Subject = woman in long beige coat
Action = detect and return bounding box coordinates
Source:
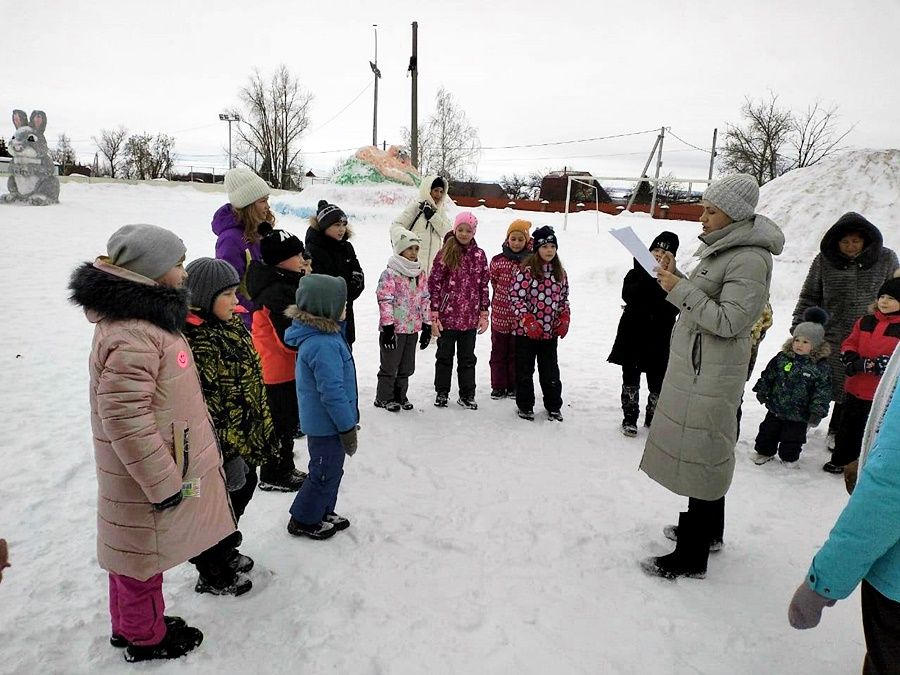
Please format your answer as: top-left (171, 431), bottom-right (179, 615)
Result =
top-left (390, 175), bottom-right (451, 276)
top-left (69, 224), bottom-right (236, 662)
top-left (639, 175), bottom-right (785, 580)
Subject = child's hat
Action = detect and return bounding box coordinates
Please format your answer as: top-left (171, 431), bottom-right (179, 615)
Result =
top-left (453, 211), bottom-right (478, 234)
top-left (392, 229), bottom-right (422, 256)
top-left (532, 225), bottom-right (558, 249)
top-left (294, 274), bottom-right (347, 322)
top-left (650, 231), bottom-right (679, 255)
top-left (702, 174), bottom-right (759, 222)
top-left (107, 224), bottom-right (186, 280)
top-left (316, 200), bottom-right (347, 231)
top-left (506, 219), bottom-right (532, 238)
top-left (225, 168), bottom-right (270, 209)
top-left (792, 306), bottom-right (829, 348)
top-left (184, 258), bottom-right (240, 315)
top-left (430, 177), bottom-right (446, 191)
top-left (259, 222), bottom-right (305, 265)
top-left (879, 278), bottom-right (900, 301)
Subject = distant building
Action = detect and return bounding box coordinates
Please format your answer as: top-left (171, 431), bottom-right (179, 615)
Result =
top-left (448, 181), bottom-right (508, 200)
top-left (539, 171), bottom-right (612, 203)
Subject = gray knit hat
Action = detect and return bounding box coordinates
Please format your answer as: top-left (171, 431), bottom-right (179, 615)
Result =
top-left (184, 258), bottom-right (240, 315)
top-left (792, 307), bottom-right (829, 348)
top-left (225, 168), bottom-right (270, 209)
top-left (702, 174), bottom-right (760, 222)
top-left (295, 274), bottom-right (347, 322)
top-left (107, 224), bottom-right (186, 280)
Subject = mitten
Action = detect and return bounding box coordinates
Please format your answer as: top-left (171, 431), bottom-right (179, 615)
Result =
top-left (841, 351), bottom-right (864, 377)
top-left (844, 460), bottom-right (859, 495)
top-left (380, 324), bottom-right (397, 351)
top-left (422, 203), bottom-right (436, 221)
top-left (419, 323), bottom-right (432, 349)
top-left (556, 308), bottom-right (571, 339)
top-left (477, 311), bottom-right (489, 335)
top-left (865, 354), bottom-right (891, 375)
top-left (340, 427), bottom-right (358, 457)
top-left (349, 270), bottom-right (365, 295)
top-left (522, 314), bottom-right (543, 339)
top-left (152, 491), bottom-right (183, 512)
top-left (756, 392), bottom-right (768, 405)
top-left (788, 582), bottom-right (836, 629)
top-left (223, 456), bottom-right (249, 492)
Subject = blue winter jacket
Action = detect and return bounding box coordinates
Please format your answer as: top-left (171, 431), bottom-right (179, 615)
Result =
top-left (806, 383), bottom-right (900, 602)
top-left (284, 315), bottom-right (359, 437)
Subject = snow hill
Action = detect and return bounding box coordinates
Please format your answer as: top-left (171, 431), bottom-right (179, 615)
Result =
top-left (1, 156), bottom-right (897, 673)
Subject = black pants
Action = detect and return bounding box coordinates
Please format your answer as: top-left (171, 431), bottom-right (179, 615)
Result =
top-left (434, 329), bottom-right (477, 398)
top-left (754, 412), bottom-right (808, 462)
top-left (262, 381), bottom-right (298, 478)
top-left (230, 465), bottom-right (258, 521)
top-left (621, 365), bottom-right (665, 394)
top-left (832, 394), bottom-right (873, 467)
top-left (687, 495), bottom-right (725, 544)
top-left (377, 332), bottom-right (418, 402)
top-left (515, 336), bottom-right (562, 413)
top-left (862, 581), bottom-right (900, 674)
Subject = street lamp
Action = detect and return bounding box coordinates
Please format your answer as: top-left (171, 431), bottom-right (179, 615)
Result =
top-left (218, 113), bottom-right (240, 169)
top-left (369, 25), bottom-right (381, 147)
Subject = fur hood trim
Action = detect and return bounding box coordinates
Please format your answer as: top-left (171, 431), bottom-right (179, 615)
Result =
top-left (285, 305), bottom-right (341, 333)
top-left (781, 337), bottom-right (831, 362)
top-left (68, 259), bottom-right (188, 333)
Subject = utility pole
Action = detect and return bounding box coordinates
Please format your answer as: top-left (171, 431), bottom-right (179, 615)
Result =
top-left (708, 127), bottom-right (718, 180)
top-left (409, 21), bottom-right (419, 168)
top-left (625, 130), bottom-right (663, 213)
top-left (218, 113), bottom-right (240, 169)
top-left (649, 126), bottom-right (666, 217)
top-left (370, 25), bottom-right (381, 147)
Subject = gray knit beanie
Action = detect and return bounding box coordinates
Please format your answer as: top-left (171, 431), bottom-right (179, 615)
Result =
top-left (107, 224), bottom-right (186, 280)
top-left (295, 274), bottom-right (347, 322)
top-left (225, 168), bottom-right (270, 209)
top-left (792, 307), bottom-right (829, 348)
top-left (184, 258), bottom-right (240, 315)
top-left (702, 174), bottom-right (760, 222)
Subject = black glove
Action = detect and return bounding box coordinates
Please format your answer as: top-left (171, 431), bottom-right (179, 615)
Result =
top-left (419, 324), bottom-right (432, 349)
top-left (865, 354), bottom-right (891, 375)
top-left (422, 203), bottom-right (436, 221)
top-left (842, 352), bottom-right (864, 377)
top-left (340, 427), bottom-right (358, 457)
top-left (152, 491), bottom-right (183, 511)
top-left (380, 324), bottom-right (396, 350)
top-left (349, 270), bottom-right (364, 296)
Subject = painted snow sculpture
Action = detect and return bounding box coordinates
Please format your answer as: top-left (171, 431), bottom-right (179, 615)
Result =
top-left (333, 145), bottom-right (421, 186)
top-left (1, 109), bottom-right (60, 205)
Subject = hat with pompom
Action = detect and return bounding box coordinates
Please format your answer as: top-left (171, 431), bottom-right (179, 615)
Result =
top-left (792, 306), bottom-right (829, 348)
top-left (259, 222), bottom-right (305, 265)
top-left (316, 200), bottom-right (347, 231)
top-left (532, 225), bottom-right (558, 250)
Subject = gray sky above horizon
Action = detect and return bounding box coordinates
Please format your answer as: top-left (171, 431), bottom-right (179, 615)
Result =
top-left (7, 0), bottom-right (899, 183)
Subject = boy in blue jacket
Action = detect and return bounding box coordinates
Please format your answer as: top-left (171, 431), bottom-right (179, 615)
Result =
top-left (788, 346), bottom-right (900, 672)
top-left (283, 274), bottom-right (359, 540)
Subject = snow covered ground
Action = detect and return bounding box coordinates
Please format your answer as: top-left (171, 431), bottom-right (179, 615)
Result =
top-left (2, 152), bottom-right (897, 673)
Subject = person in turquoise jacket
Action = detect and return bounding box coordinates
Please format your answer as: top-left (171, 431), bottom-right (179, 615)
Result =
top-left (283, 274), bottom-right (359, 541)
top-left (788, 344), bottom-right (900, 673)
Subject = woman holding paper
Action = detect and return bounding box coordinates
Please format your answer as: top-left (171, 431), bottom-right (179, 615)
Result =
top-left (638, 174), bottom-right (785, 580)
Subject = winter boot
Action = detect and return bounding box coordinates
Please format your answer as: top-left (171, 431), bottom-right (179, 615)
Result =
top-left (490, 389), bottom-right (507, 400)
top-left (621, 385), bottom-right (640, 437)
top-left (517, 408), bottom-right (535, 421)
top-left (434, 392), bottom-right (449, 408)
top-left (123, 623), bottom-right (204, 663)
top-left (457, 396), bottom-right (478, 410)
top-left (396, 396), bottom-right (414, 411)
top-left (324, 512), bottom-right (351, 531)
top-left (548, 411), bottom-right (564, 422)
top-left (194, 568), bottom-right (252, 597)
top-left (644, 392), bottom-right (659, 427)
top-left (374, 399), bottom-right (402, 412)
top-left (642, 512), bottom-right (709, 579)
top-left (226, 549), bottom-right (255, 574)
top-left (663, 522), bottom-right (723, 552)
top-left (287, 517), bottom-right (337, 540)
top-left (259, 460), bottom-right (305, 492)
top-left (111, 616), bottom-right (186, 649)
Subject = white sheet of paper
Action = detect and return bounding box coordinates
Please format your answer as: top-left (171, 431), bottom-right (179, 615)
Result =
top-left (609, 226), bottom-right (661, 277)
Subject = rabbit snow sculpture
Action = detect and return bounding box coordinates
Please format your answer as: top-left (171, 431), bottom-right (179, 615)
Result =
top-left (1, 109), bottom-right (60, 205)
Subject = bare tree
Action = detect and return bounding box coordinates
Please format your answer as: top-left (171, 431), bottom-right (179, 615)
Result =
top-left (400, 123), bottom-right (429, 174)
top-left (230, 65), bottom-right (313, 190)
top-left (123, 133), bottom-right (176, 179)
top-left (0, 138), bottom-right (9, 158)
top-left (789, 101), bottom-right (855, 170)
top-left (499, 173), bottom-right (530, 200)
top-left (93, 126), bottom-right (128, 178)
top-left (52, 133), bottom-right (78, 171)
top-left (417, 87), bottom-right (481, 181)
top-left (720, 93), bottom-right (793, 184)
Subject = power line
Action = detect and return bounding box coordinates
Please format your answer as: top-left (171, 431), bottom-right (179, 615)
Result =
top-left (305, 81), bottom-right (374, 138)
top-left (667, 129), bottom-right (712, 154)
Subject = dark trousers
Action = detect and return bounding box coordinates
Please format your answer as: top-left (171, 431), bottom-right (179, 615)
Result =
top-left (377, 332), bottom-right (418, 402)
top-left (289, 435), bottom-right (346, 525)
top-left (621, 365), bottom-right (665, 394)
top-left (862, 581), bottom-right (900, 674)
top-left (687, 495), bottom-right (725, 544)
top-left (832, 394), bottom-right (873, 466)
top-left (489, 330), bottom-right (517, 391)
top-left (434, 329), bottom-right (477, 397)
top-left (262, 381), bottom-right (299, 478)
top-left (230, 464), bottom-right (258, 521)
top-left (754, 412), bottom-right (808, 462)
top-left (515, 336), bottom-right (562, 413)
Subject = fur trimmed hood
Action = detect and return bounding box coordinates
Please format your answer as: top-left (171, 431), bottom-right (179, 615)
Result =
top-left (68, 259), bottom-right (188, 333)
top-left (781, 337), bottom-right (831, 362)
top-left (285, 305), bottom-right (342, 333)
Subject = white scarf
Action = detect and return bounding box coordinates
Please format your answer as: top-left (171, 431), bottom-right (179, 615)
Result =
top-left (860, 343), bottom-right (900, 467)
top-left (387, 254), bottom-right (422, 278)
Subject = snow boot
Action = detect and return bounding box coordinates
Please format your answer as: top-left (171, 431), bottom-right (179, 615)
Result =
top-left (621, 385), bottom-right (640, 437)
top-left (123, 623), bottom-right (204, 663)
top-left (434, 392), bottom-right (449, 408)
top-left (457, 396), bottom-right (478, 410)
top-left (644, 392), bottom-right (659, 427)
top-left (752, 452), bottom-right (775, 465)
top-left (194, 568), bottom-right (252, 597)
top-left (324, 512), bottom-right (350, 531)
top-left (396, 396), bottom-right (414, 411)
top-left (374, 399), bottom-right (402, 412)
top-left (111, 616), bottom-right (186, 649)
top-left (259, 460), bottom-right (305, 492)
top-left (663, 521), bottom-right (723, 552)
top-left (287, 517), bottom-right (337, 540)
top-left (822, 461), bottom-right (844, 474)
top-left (548, 411), bottom-right (564, 422)
top-left (490, 389), bottom-right (506, 400)
top-left (226, 549), bottom-right (254, 574)
top-left (517, 408), bottom-right (535, 421)
top-left (642, 513), bottom-right (709, 579)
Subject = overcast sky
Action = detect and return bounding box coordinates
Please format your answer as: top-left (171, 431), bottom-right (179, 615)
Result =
top-left (7, 0), bottom-right (899, 182)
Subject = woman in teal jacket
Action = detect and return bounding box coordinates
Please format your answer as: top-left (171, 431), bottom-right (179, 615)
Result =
top-left (789, 345), bottom-right (900, 673)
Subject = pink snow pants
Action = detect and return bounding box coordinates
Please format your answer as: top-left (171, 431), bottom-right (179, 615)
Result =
top-left (108, 572), bottom-right (166, 646)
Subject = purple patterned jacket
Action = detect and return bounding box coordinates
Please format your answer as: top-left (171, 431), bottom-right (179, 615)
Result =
top-left (428, 240), bottom-right (490, 331)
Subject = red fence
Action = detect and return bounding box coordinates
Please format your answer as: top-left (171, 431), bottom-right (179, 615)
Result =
top-left (451, 196), bottom-right (703, 221)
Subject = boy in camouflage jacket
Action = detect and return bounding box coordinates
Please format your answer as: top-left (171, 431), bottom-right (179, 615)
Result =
top-left (752, 308), bottom-right (832, 465)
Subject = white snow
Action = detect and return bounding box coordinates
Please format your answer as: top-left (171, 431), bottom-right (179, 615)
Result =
top-left (2, 155), bottom-right (896, 673)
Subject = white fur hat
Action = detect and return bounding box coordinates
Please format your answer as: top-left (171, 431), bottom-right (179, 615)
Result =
top-left (224, 168), bottom-right (270, 209)
top-left (393, 229), bottom-right (422, 256)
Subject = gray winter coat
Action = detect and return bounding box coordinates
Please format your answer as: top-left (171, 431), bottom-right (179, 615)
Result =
top-left (791, 213), bottom-right (898, 402)
top-left (640, 215), bottom-right (785, 501)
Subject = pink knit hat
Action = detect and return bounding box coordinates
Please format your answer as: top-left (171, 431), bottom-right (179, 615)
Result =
top-left (453, 211), bottom-right (478, 235)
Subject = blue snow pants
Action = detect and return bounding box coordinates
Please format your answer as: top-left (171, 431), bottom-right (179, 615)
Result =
top-left (289, 434), bottom-right (345, 525)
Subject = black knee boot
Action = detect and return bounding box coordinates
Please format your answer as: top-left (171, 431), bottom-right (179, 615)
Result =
top-left (640, 512), bottom-right (709, 580)
top-left (621, 385), bottom-right (640, 436)
top-left (645, 392), bottom-right (659, 427)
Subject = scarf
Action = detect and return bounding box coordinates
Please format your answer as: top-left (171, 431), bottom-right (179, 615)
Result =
top-left (501, 243), bottom-right (529, 262)
top-left (387, 254), bottom-right (422, 278)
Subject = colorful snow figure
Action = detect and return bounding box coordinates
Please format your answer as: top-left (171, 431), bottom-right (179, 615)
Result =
top-left (333, 145), bottom-right (421, 186)
top-left (1, 109), bottom-right (60, 205)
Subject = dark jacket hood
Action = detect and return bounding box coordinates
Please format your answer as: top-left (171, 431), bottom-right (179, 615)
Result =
top-left (820, 212), bottom-right (884, 269)
top-left (68, 260), bottom-right (188, 333)
top-left (245, 259), bottom-right (302, 299)
top-left (212, 203), bottom-right (241, 236)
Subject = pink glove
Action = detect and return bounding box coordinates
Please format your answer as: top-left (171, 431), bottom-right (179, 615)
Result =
top-left (477, 311), bottom-right (489, 335)
top-left (523, 314), bottom-right (543, 340)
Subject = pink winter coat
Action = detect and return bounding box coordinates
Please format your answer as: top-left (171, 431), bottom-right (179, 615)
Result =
top-left (509, 262), bottom-right (570, 339)
top-left (70, 259), bottom-right (236, 581)
top-left (428, 240), bottom-right (490, 331)
top-left (376, 260), bottom-right (431, 334)
top-left (489, 252), bottom-right (524, 333)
